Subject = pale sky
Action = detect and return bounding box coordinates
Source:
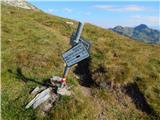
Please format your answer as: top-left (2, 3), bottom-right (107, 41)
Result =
top-left (28, 1), bottom-right (160, 30)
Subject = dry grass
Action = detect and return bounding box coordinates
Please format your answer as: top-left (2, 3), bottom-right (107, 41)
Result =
top-left (1, 4), bottom-right (160, 120)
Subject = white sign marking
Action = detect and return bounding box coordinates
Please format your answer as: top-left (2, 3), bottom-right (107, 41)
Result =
top-left (62, 43), bottom-right (89, 67)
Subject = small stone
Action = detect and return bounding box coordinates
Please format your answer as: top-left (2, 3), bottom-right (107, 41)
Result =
top-left (99, 82), bottom-right (111, 89)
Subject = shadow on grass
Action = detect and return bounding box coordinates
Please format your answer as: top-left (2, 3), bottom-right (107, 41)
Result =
top-left (73, 58), bottom-right (98, 87)
top-left (123, 82), bottom-right (159, 118)
top-left (8, 67), bottom-right (53, 88)
top-left (6, 67), bottom-right (56, 117)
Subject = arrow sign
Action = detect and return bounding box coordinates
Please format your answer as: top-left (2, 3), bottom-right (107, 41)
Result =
top-left (62, 43), bottom-right (89, 67)
top-left (70, 33), bottom-right (91, 50)
top-left (79, 38), bottom-right (91, 50)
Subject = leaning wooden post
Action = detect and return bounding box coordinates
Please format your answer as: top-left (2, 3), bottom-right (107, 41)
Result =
top-left (74, 22), bottom-right (84, 45)
top-left (61, 22), bottom-right (84, 87)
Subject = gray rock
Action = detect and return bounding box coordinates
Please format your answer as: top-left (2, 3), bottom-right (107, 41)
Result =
top-left (99, 82), bottom-right (111, 89)
top-left (2, 0), bottom-right (37, 10)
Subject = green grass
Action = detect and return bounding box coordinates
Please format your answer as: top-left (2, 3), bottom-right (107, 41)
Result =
top-left (2, 4), bottom-right (160, 120)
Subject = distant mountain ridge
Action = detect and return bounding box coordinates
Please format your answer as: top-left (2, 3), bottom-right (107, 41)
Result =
top-left (111, 24), bottom-right (160, 44)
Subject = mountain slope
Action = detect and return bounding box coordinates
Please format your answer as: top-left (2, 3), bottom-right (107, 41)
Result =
top-left (111, 24), bottom-right (160, 44)
top-left (2, 4), bottom-right (160, 120)
top-left (1, 0), bottom-right (37, 9)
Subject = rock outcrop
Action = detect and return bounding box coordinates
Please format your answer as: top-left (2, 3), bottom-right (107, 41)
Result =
top-left (1, 0), bottom-right (37, 9)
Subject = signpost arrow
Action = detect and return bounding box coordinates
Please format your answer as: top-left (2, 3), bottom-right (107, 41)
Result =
top-left (70, 32), bottom-right (91, 51)
top-left (79, 38), bottom-right (91, 51)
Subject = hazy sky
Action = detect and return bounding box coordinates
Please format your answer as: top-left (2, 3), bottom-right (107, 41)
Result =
top-left (28, 1), bottom-right (160, 30)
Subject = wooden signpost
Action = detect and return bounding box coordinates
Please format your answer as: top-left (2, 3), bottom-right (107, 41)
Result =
top-left (62, 22), bottom-right (91, 82)
top-left (25, 22), bottom-right (91, 110)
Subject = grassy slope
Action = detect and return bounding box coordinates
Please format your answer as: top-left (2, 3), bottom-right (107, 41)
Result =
top-left (2, 5), bottom-right (160, 120)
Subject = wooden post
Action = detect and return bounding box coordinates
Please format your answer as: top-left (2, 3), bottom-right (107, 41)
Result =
top-left (60, 65), bottom-right (70, 88)
top-left (61, 22), bottom-right (84, 87)
top-left (74, 22), bottom-right (84, 45)
top-left (62, 22), bottom-right (84, 78)
top-left (63, 65), bottom-right (70, 78)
